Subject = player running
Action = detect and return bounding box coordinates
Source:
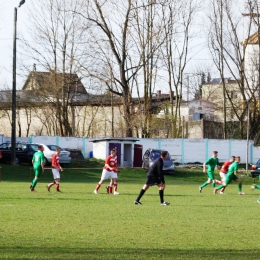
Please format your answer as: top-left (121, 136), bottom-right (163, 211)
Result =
top-left (250, 179), bottom-right (260, 203)
top-left (218, 156), bottom-right (235, 194)
top-left (94, 149), bottom-right (119, 195)
top-left (214, 156), bottom-right (245, 195)
top-left (199, 151), bottom-right (220, 193)
top-left (46, 147), bottom-right (63, 193)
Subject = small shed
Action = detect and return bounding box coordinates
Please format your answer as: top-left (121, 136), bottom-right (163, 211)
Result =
top-left (90, 138), bottom-right (141, 167)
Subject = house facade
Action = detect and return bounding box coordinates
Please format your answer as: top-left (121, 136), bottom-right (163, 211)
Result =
top-left (201, 78), bottom-right (243, 122)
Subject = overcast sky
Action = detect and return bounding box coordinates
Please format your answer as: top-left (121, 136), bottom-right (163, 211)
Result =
top-left (0, 0), bottom-right (31, 89)
top-left (0, 0), bottom-right (247, 96)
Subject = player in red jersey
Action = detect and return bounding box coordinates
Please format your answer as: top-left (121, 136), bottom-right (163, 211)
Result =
top-left (46, 147), bottom-right (63, 192)
top-left (218, 156), bottom-right (235, 194)
top-left (94, 149), bottom-right (119, 195)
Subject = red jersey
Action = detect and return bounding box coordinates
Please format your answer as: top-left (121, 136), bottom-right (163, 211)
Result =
top-left (52, 154), bottom-right (61, 169)
top-left (220, 161), bottom-right (231, 173)
top-left (104, 155), bottom-right (117, 171)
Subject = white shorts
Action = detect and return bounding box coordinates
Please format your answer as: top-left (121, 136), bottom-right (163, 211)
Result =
top-left (52, 168), bottom-right (60, 179)
top-left (219, 171), bottom-right (226, 182)
top-left (100, 169), bottom-right (117, 181)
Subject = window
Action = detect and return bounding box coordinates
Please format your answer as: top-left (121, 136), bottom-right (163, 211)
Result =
top-left (194, 113), bottom-right (204, 120)
top-left (231, 91), bottom-right (238, 99)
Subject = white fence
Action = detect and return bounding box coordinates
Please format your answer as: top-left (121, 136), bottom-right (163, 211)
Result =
top-left (0, 135), bottom-right (258, 164)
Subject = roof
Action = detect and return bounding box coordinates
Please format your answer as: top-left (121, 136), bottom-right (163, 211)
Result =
top-left (90, 137), bottom-right (139, 143)
top-left (242, 32), bottom-right (259, 45)
top-left (22, 71), bottom-right (87, 94)
top-left (210, 78), bottom-right (237, 84)
top-left (0, 90), bottom-right (40, 106)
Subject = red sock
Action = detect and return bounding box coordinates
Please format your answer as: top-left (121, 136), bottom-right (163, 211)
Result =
top-left (109, 186), bottom-right (112, 193)
top-left (96, 183), bottom-right (101, 191)
top-left (48, 181), bottom-right (55, 188)
top-left (113, 182), bottom-right (118, 192)
top-left (56, 182), bottom-right (60, 191)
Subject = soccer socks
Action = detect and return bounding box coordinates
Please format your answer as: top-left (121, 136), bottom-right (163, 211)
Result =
top-left (56, 181), bottom-right (60, 191)
top-left (200, 182), bottom-right (209, 188)
top-left (215, 180), bottom-right (222, 184)
top-left (48, 181), bottom-right (55, 189)
top-left (95, 183), bottom-right (101, 191)
top-left (212, 182), bottom-right (216, 188)
top-left (255, 185), bottom-right (260, 190)
top-left (113, 182), bottom-right (118, 192)
top-left (136, 189), bottom-right (146, 202)
top-left (220, 186), bottom-right (226, 192)
top-left (159, 189), bottom-right (164, 203)
top-left (31, 179), bottom-right (38, 189)
top-left (216, 184), bottom-right (224, 191)
top-left (238, 182), bottom-right (242, 193)
top-left (108, 185), bottom-right (112, 193)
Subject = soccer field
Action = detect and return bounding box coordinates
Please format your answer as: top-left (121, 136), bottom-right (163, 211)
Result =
top-left (0, 163), bottom-right (260, 259)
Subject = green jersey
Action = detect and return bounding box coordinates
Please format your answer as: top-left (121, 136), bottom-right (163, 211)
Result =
top-left (205, 157), bottom-right (219, 173)
top-left (227, 161), bottom-right (238, 176)
top-left (32, 151), bottom-right (44, 168)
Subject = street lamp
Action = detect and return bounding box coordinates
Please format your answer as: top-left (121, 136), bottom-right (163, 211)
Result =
top-left (11, 0), bottom-right (26, 165)
top-left (246, 100), bottom-right (250, 172)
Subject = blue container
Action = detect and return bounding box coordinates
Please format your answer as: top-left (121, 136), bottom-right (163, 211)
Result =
top-left (89, 151), bottom-right (93, 158)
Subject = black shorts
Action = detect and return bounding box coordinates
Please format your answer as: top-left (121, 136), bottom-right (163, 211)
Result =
top-left (146, 175), bottom-right (165, 186)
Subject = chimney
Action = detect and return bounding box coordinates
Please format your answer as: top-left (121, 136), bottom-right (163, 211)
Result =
top-left (157, 90), bottom-right (161, 96)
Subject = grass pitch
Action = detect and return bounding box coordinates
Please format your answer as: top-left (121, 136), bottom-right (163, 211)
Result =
top-left (0, 162), bottom-right (260, 259)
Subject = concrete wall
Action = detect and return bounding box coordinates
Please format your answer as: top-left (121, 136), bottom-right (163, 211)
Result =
top-left (0, 135), bottom-right (257, 164)
top-left (93, 141), bottom-right (107, 160)
top-left (134, 138), bottom-right (256, 164)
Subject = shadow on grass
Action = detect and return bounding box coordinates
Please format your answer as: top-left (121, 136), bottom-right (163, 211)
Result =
top-left (0, 247), bottom-right (259, 259)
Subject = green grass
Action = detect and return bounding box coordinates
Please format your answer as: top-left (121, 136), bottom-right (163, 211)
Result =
top-left (0, 161), bottom-right (260, 259)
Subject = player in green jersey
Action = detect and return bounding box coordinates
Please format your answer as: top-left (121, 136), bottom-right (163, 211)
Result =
top-left (213, 156), bottom-right (245, 195)
top-left (30, 145), bottom-right (45, 192)
top-left (251, 183), bottom-right (260, 203)
top-left (251, 184), bottom-right (260, 203)
top-left (199, 151), bottom-right (221, 193)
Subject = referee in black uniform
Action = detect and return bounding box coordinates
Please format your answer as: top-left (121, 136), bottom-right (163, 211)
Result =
top-left (134, 150), bottom-right (170, 206)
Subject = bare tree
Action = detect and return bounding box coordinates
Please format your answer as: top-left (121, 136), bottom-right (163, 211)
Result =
top-left (78, 0), bottom-right (165, 137)
top-left (131, 0), bottom-right (165, 137)
top-left (207, 0), bottom-right (260, 139)
top-left (160, 0), bottom-right (199, 137)
top-left (21, 0), bottom-right (87, 136)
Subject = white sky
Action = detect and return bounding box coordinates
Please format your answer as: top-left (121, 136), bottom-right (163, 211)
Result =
top-left (0, 0), bottom-right (32, 89)
top-left (0, 0), bottom-right (248, 98)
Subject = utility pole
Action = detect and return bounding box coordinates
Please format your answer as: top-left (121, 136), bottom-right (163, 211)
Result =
top-left (11, 1), bottom-right (26, 165)
top-left (246, 100), bottom-right (250, 172)
top-left (11, 7), bottom-right (18, 165)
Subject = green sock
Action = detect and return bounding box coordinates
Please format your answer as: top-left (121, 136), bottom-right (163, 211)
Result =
top-left (216, 185), bottom-right (224, 191)
top-left (200, 182), bottom-right (208, 188)
top-left (32, 179), bottom-right (38, 189)
top-left (255, 185), bottom-right (260, 190)
top-left (238, 183), bottom-right (242, 193)
top-left (212, 182), bottom-right (216, 188)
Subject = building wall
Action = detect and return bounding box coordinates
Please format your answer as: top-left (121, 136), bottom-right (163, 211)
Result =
top-left (201, 83), bottom-right (242, 121)
top-left (0, 105), bottom-right (124, 138)
top-left (245, 44), bottom-right (260, 92)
